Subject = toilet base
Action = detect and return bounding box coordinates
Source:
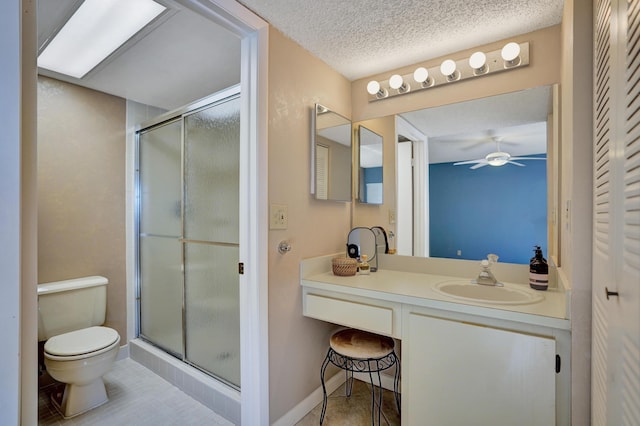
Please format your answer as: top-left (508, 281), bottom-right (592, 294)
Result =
top-left (51, 378), bottom-right (109, 419)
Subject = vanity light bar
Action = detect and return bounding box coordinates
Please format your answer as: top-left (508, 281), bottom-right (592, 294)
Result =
top-left (366, 42), bottom-right (530, 102)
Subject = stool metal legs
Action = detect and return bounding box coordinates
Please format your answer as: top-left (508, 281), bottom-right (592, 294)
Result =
top-left (320, 353), bottom-right (331, 425)
top-left (319, 348), bottom-right (400, 425)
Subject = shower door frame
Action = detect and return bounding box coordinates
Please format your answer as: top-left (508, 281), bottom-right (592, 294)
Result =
top-left (135, 86), bottom-right (241, 387)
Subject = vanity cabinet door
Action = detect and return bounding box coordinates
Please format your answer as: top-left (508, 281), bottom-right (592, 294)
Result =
top-left (405, 312), bottom-right (556, 426)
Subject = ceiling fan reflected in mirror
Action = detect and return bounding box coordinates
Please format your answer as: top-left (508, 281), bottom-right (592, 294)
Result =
top-left (453, 137), bottom-right (546, 169)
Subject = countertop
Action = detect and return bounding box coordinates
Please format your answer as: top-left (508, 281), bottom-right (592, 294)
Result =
top-left (301, 254), bottom-right (570, 331)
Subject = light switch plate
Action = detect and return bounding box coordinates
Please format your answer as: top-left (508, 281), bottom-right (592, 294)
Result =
top-left (388, 209), bottom-right (397, 224)
top-left (270, 203), bottom-right (288, 230)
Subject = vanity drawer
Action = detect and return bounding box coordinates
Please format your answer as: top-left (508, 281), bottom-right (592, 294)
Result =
top-left (303, 291), bottom-right (400, 337)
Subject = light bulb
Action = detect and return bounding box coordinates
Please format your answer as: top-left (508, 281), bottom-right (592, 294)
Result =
top-left (469, 52), bottom-right (487, 71)
top-left (440, 59), bottom-right (458, 80)
top-left (413, 67), bottom-right (429, 83)
top-left (367, 80), bottom-right (381, 95)
top-left (389, 74), bottom-right (404, 90)
top-left (501, 42), bottom-right (521, 62)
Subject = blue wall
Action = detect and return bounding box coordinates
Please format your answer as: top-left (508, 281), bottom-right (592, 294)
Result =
top-left (363, 167), bottom-right (382, 185)
top-left (429, 156), bottom-right (547, 264)
top-left (362, 167), bottom-right (382, 203)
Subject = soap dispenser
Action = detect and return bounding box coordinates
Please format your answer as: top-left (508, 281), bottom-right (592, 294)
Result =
top-left (529, 246), bottom-right (549, 291)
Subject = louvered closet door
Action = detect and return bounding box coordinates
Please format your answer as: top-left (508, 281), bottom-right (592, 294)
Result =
top-left (619, 0), bottom-right (640, 422)
top-left (592, 0), bottom-right (640, 424)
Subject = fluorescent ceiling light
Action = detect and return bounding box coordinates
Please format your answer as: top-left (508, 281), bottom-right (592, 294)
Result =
top-left (38, 0), bottom-right (166, 79)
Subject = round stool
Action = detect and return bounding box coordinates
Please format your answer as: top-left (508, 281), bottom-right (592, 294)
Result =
top-left (320, 328), bottom-right (400, 425)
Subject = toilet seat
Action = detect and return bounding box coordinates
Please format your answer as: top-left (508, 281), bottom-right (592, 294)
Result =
top-left (45, 326), bottom-right (120, 361)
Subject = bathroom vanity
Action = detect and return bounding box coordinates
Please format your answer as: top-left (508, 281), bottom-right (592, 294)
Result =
top-left (300, 254), bottom-right (570, 425)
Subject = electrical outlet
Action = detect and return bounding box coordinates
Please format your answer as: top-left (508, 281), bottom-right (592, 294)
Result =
top-left (270, 204), bottom-right (288, 230)
top-left (457, 250), bottom-right (462, 256)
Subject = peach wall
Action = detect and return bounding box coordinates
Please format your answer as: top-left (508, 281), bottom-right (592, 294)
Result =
top-left (37, 76), bottom-right (127, 341)
top-left (267, 27), bottom-right (352, 422)
top-left (351, 25), bottom-right (562, 122)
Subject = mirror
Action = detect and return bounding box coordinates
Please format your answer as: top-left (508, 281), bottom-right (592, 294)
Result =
top-left (359, 85), bottom-right (557, 265)
top-left (358, 125), bottom-right (384, 204)
top-left (311, 104), bottom-right (352, 201)
top-left (347, 227), bottom-right (378, 271)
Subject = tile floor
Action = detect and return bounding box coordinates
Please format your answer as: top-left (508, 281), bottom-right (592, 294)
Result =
top-left (38, 358), bottom-right (233, 426)
top-left (39, 358), bottom-right (399, 425)
top-left (296, 379), bottom-right (401, 426)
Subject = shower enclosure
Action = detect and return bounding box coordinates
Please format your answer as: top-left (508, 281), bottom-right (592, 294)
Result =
top-left (136, 87), bottom-right (240, 388)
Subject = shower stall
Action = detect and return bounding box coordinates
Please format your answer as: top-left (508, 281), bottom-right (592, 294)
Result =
top-left (136, 87), bottom-right (241, 389)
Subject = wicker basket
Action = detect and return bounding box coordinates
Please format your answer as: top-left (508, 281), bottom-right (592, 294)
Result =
top-left (332, 257), bottom-right (357, 276)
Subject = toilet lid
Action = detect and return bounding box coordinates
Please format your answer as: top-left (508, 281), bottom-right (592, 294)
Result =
top-left (44, 326), bottom-right (119, 357)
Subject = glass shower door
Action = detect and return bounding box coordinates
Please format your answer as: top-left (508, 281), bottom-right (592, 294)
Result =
top-left (138, 119), bottom-right (184, 357)
top-left (183, 96), bottom-right (241, 387)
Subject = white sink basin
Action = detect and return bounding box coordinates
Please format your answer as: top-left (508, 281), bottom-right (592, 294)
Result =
top-left (434, 280), bottom-right (545, 305)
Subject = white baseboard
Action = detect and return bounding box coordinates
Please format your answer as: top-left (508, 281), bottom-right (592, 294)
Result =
top-left (272, 371), bottom-right (345, 426)
top-left (116, 342), bottom-right (129, 361)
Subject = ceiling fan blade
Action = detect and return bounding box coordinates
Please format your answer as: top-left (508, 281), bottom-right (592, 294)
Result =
top-left (453, 159), bottom-right (482, 165)
top-left (508, 161), bottom-right (526, 167)
top-left (470, 162), bottom-right (489, 169)
top-left (510, 156), bottom-right (547, 161)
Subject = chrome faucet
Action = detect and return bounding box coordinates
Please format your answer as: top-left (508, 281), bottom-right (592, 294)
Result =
top-left (473, 254), bottom-right (502, 286)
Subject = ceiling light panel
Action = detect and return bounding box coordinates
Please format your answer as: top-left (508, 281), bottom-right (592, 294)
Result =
top-left (38, 0), bottom-right (166, 79)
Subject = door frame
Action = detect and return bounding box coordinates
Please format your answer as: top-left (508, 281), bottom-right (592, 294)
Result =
top-left (396, 116), bottom-right (429, 257)
top-left (9, 0), bottom-right (270, 423)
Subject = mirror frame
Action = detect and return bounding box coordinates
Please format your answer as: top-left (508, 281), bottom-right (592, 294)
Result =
top-left (311, 104), bottom-right (352, 202)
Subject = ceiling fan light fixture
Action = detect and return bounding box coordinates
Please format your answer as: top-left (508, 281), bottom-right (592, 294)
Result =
top-left (486, 151), bottom-right (511, 166)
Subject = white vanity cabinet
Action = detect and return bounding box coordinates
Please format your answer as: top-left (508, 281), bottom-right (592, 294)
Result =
top-left (300, 256), bottom-right (571, 425)
top-left (404, 308), bottom-right (557, 426)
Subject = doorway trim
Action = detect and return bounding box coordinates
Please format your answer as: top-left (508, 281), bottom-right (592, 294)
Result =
top-left (396, 116), bottom-right (429, 257)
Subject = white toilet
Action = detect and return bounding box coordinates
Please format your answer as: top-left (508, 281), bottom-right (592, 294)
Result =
top-left (38, 276), bottom-right (121, 419)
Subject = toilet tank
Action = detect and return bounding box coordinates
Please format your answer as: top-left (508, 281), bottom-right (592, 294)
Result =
top-left (37, 276), bottom-right (109, 341)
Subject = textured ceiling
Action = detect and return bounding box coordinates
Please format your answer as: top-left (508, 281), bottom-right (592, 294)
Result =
top-left (238, 0), bottom-right (564, 80)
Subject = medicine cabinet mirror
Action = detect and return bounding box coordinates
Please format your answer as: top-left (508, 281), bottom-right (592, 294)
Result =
top-left (311, 104), bottom-right (352, 201)
top-left (358, 125), bottom-right (384, 204)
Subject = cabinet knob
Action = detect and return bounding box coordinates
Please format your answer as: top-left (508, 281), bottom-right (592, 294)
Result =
top-left (605, 287), bottom-right (619, 300)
